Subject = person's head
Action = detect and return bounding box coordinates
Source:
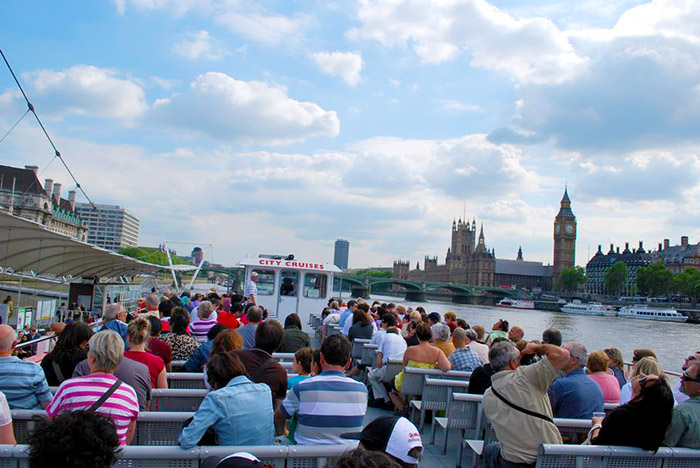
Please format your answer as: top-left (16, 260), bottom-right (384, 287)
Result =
top-left (352, 309), bottom-right (367, 326)
top-left (311, 348), bottom-right (322, 376)
top-left (396, 305), bottom-right (406, 317)
top-left (331, 446), bottom-right (403, 468)
top-left (427, 312), bottom-right (441, 326)
top-left (126, 317), bottom-right (151, 347)
top-left (51, 322), bottom-right (92, 358)
top-left (444, 312), bottom-right (457, 323)
top-left (340, 415), bottom-right (423, 468)
top-left (247, 306), bottom-right (263, 324)
top-left (231, 302), bottom-right (245, 318)
top-left (452, 327), bottom-right (467, 348)
top-left (207, 352), bottom-right (249, 390)
top-left (158, 299), bottom-right (174, 318)
top-left (88, 331), bottom-right (124, 374)
top-left (103, 303), bottom-right (126, 322)
top-left (464, 328), bottom-right (477, 344)
top-left (28, 411), bottom-right (119, 468)
top-left (681, 351), bottom-right (700, 371)
top-left (409, 311), bottom-right (421, 323)
top-left (211, 329), bottom-right (244, 357)
top-left (507, 326), bottom-right (524, 342)
top-left (431, 323), bottom-right (451, 342)
top-left (284, 313), bottom-right (302, 330)
top-left (681, 361), bottom-right (700, 398)
top-left (146, 315), bottom-right (162, 337)
top-left (492, 319), bottom-right (509, 332)
top-left (632, 356), bottom-right (664, 379)
top-left (254, 320), bottom-right (284, 354)
top-left (170, 307), bottom-right (191, 335)
top-left (415, 322), bottom-right (432, 342)
top-left (320, 335), bottom-right (352, 370)
top-left (330, 301), bottom-right (340, 310)
top-left (383, 313), bottom-right (398, 329)
top-left (347, 300), bottom-right (358, 312)
top-left (198, 301), bottom-right (214, 320)
top-left (586, 350), bottom-right (610, 373)
top-left (293, 347), bottom-right (313, 375)
top-left (472, 325), bottom-right (485, 341)
top-left (541, 328), bottom-right (562, 346)
top-left (207, 324), bottom-right (228, 342)
top-left (251, 271), bottom-right (259, 283)
top-left (603, 347), bottom-right (624, 370)
top-left (632, 349), bottom-right (657, 365)
top-left (489, 341), bottom-right (521, 372)
top-left (456, 318), bottom-right (469, 330)
top-left (146, 294), bottom-right (159, 310)
top-left (563, 343), bottom-right (588, 373)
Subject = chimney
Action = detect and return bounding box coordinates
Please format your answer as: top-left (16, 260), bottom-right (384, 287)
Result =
top-left (608, 244), bottom-right (614, 254)
top-left (638, 241), bottom-right (644, 252)
top-left (664, 239), bottom-right (670, 250)
top-left (681, 236), bottom-right (689, 248)
top-left (24, 165), bottom-right (38, 176)
top-left (44, 179), bottom-right (53, 195)
top-left (616, 247), bottom-right (620, 254)
top-left (658, 243), bottom-right (663, 252)
top-left (68, 190), bottom-right (76, 210)
top-left (52, 183), bottom-right (62, 201)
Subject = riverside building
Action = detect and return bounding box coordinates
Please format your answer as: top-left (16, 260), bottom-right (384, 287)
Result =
top-left (75, 203), bottom-right (140, 251)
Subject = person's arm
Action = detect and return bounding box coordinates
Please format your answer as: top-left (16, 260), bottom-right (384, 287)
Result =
top-left (274, 385), bottom-right (299, 435)
top-left (34, 368), bottom-right (53, 409)
top-left (436, 349), bottom-right (451, 372)
top-left (125, 419), bottom-right (137, 445)
top-left (522, 342), bottom-right (570, 371)
top-left (184, 347), bottom-right (205, 372)
top-left (178, 395), bottom-right (219, 449)
top-left (156, 367), bottom-right (168, 389)
top-left (375, 351), bottom-right (383, 369)
top-left (0, 421), bottom-right (15, 445)
top-left (663, 409), bottom-right (685, 447)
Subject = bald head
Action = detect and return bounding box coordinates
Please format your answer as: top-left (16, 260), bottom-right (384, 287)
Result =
top-left (0, 325), bottom-right (17, 353)
top-left (452, 327), bottom-right (467, 347)
top-left (508, 326), bottom-right (524, 342)
top-left (564, 343), bottom-right (588, 372)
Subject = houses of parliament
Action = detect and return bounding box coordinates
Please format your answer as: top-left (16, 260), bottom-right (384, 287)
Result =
top-left (393, 189), bottom-right (576, 290)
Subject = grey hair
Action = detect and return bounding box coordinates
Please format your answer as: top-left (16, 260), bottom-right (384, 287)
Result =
top-left (568, 343), bottom-right (588, 367)
top-left (432, 323), bottom-right (451, 341)
top-left (489, 341), bottom-right (520, 372)
top-left (465, 329), bottom-right (478, 342)
top-left (89, 331), bottom-right (124, 373)
top-left (198, 301), bottom-right (214, 318)
top-left (104, 303), bottom-right (123, 321)
top-left (146, 294), bottom-right (159, 308)
top-left (452, 327), bottom-right (467, 342)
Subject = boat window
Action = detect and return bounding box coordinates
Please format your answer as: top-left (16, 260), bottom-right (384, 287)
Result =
top-left (304, 273), bottom-right (327, 298)
top-left (280, 270), bottom-right (298, 297)
top-left (252, 269), bottom-right (276, 296)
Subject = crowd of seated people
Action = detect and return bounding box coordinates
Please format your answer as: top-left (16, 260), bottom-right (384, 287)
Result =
top-left (0, 291), bottom-right (697, 468)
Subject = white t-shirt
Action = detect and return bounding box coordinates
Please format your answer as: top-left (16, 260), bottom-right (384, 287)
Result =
top-left (470, 341), bottom-right (490, 364)
top-left (370, 329), bottom-right (387, 346)
top-left (342, 316), bottom-right (353, 336)
top-left (0, 391), bottom-right (10, 427)
top-left (378, 332), bottom-right (407, 363)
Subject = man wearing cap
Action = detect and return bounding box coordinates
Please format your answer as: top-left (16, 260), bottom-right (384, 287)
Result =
top-left (547, 343), bottom-right (604, 419)
top-left (427, 312), bottom-right (441, 327)
top-left (486, 319), bottom-right (509, 346)
top-left (244, 272), bottom-right (258, 306)
top-left (275, 335), bottom-right (367, 445)
top-left (342, 415), bottom-right (423, 468)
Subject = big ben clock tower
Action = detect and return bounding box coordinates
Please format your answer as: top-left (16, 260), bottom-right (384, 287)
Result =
top-left (553, 187), bottom-right (576, 280)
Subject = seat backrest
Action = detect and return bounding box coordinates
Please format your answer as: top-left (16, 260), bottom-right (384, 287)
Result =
top-left (151, 389), bottom-right (208, 412)
top-left (167, 372), bottom-right (206, 389)
top-left (0, 445), bottom-right (15, 468)
top-left (360, 345), bottom-right (378, 366)
top-left (135, 412), bottom-right (194, 446)
top-left (201, 445), bottom-right (288, 468)
top-left (287, 443), bottom-right (357, 468)
top-left (9, 411), bottom-right (46, 445)
top-left (113, 446), bottom-right (201, 468)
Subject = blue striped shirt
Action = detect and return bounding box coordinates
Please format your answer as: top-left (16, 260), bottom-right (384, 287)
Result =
top-left (0, 356), bottom-right (52, 409)
top-left (280, 370), bottom-right (367, 445)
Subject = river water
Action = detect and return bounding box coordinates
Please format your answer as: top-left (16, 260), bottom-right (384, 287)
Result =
top-left (368, 295), bottom-right (698, 375)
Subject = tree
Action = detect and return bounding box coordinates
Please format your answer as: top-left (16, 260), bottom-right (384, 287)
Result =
top-left (672, 267), bottom-right (700, 303)
top-left (604, 261), bottom-right (628, 296)
top-left (557, 266), bottom-right (586, 292)
top-left (636, 262), bottom-right (673, 297)
top-left (118, 247), bottom-right (187, 266)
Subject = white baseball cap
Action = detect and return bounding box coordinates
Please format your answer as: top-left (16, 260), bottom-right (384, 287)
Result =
top-left (341, 415), bottom-right (423, 465)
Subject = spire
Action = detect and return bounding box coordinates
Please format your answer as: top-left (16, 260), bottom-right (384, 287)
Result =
top-left (452, 218), bottom-right (456, 230)
top-left (517, 246), bottom-right (523, 261)
top-left (561, 185), bottom-right (571, 204)
top-left (479, 223), bottom-right (484, 239)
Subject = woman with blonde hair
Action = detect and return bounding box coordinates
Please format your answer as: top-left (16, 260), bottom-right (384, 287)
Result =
top-left (124, 318), bottom-right (168, 389)
top-left (619, 356), bottom-right (665, 404)
top-left (587, 350), bottom-right (621, 403)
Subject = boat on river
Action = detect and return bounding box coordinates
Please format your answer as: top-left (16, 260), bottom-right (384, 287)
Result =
top-left (496, 298), bottom-right (535, 309)
top-left (560, 301), bottom-right (616, 316)
top-left (618, 305), bottom-right (686, 322)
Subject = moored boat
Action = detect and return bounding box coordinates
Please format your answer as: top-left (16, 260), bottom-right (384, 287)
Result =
top-left (497, 298), bottom-right (535, 309)
top-left (618, 306), bottom-right (686, 323)
top-left (560, 301), bottom-right (616, 316)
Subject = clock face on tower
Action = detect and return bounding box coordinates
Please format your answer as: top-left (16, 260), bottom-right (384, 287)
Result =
top-left (555, 225), bottom-right (560, 234)
top-left (565, 224), bottom-right (573, 234)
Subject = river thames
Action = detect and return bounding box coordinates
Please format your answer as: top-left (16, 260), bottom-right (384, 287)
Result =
top-left (367, 295), bottom-right (698, 375)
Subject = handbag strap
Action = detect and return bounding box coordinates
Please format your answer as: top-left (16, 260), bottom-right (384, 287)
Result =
top-left (52, 361), bottom-right (65, 384)
top-left (491, 386), bottom-right (554, 423)
top-left (88, 379), bottom-right (123, 412)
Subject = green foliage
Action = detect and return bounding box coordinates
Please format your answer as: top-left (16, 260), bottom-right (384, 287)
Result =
top-left (672, 267), bottom-right (700, 302)
top-left (636, 262), bottom-right (673, 297)
top-left (119, 247), bottom-right (188, 266)
top-left (351, 269), bottom-right (392, 278)
top-left (557, 266), bottom-right (586, 292)
top-left (604, 261), bottom-right (628, 295)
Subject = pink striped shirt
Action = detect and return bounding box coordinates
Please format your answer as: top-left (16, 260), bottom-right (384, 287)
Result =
top-left (46, 374), bottom-right (139, 446)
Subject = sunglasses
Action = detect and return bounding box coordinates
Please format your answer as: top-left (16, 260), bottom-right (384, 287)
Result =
top-left (682, 371), bottom-right (700, 383)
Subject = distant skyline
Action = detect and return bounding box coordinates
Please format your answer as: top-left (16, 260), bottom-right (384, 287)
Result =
top-left (1, 1), bottom-right (699, 268)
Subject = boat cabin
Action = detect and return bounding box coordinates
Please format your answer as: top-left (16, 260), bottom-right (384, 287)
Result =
top-left (238, 255), bottom-right (341, 330)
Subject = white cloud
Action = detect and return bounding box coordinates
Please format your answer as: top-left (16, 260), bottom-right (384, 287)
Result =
top-left (349, 0), bottom-right (587, 84)
top-left (113, 0), bottom-right (210, 16)
top-left (150, 76), bottom-right (177, 89)
top-left (311, 51), bottom-right (364, 86)
top-left (173, 30), bottom-right (228, 60)
top-left (18, 65), bottom-right (147, 120)
top-left (151, 72), bottom-right (340, 145)
top-left (438, 99), bottom-right (484, 112)
top-left (215, 11), bottom-right (310, 45)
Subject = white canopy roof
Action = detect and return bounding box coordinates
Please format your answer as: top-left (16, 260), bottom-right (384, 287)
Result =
top-left (0, 211), bottom-right (193, 280)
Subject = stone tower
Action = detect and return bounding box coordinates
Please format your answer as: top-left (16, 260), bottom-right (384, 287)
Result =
top-left (553, 187), bottom-right (577, 280)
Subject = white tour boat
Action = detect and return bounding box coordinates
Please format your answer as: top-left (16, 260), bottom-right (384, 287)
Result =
top-left (617, 306), bottom-right (686, 323)
top-left (560, 301), bottom-right (616, 316)
top-left (238, 254), bottom-right (341, 330)
top-left (497, 298), bottom-right (535, 309)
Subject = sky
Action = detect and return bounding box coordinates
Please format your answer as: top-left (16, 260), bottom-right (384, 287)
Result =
top-left (1, 0), bottom-right (699, 269)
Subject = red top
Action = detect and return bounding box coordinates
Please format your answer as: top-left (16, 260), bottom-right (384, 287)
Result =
top-left (124, 350), bottom-right (165, 387)
top-left (148, 337), bottom-right (173, 366)
top-left (241, 314), bottom-right (249, 325)
top-left (217, 311), bottom-right (241, 329)
top-left (160, 319), bottom-right (171, 333)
